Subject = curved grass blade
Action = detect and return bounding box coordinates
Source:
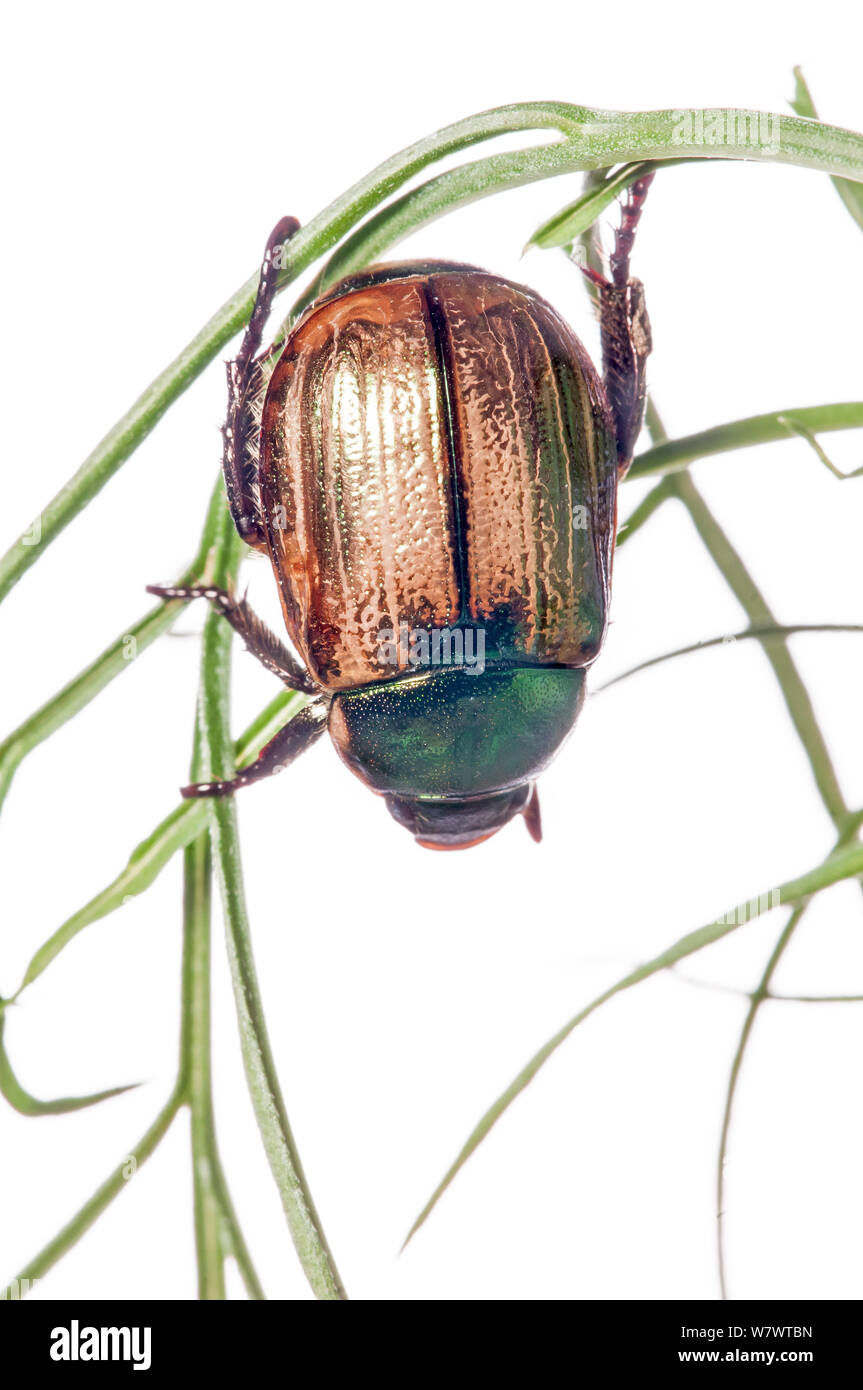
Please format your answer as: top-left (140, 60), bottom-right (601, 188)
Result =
top-left (181, 794), bottom-right (225, 1298)
top-left (777, 415), bottom-right (863, 479)
top-left (791, 68), bottom-right (863, 231)
top-left (0, 103), bottom-right (598, 605)
top-left (14, 688), bottom-right (306, 996)
top-left (642, 399), bottom-right (855, 839)
top-left (670, 970), bottom-right (863, 1003)
top-left (178, 717), bottom-right (264, 1301)
top-left (526, 158), bottom-right (693, 251)
top-left (0, 1012), bottom-right (139, 1116)
top-left (0, 476), bottom-right (226, 817)
top-left (614, 478), bottom-right (674, 548)
top-left (403, 842), bottom-right (863, 1247)
top-left (629, 402), bottom-right (863, 480)
top-left (669, 469), bottom-right (852, 833)
top-left (291, 105), bottom-right (863, 318)
top-left (716, 905), bottom-right (803, 1299)
top-left (1, 1085), bottom-right (183, 1297)
top-left (715, 808), bottom-right (863, 1297)
top-left (595, 623), bottom-right (863, 692)
top-left (196, 505), bottom-right (346, 1301)
top-left (3, 104), bottom-right (862, 604)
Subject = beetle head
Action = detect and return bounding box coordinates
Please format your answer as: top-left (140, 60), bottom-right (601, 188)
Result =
top-left (384, 784), bottom-right (541, 851)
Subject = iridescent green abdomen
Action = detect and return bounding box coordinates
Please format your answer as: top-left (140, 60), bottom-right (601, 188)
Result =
top-left (329, 666), bottom-right (586, 797)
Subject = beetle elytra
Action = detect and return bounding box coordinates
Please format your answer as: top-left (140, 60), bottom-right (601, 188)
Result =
top-left (150, 177), bottom-right (653, 849)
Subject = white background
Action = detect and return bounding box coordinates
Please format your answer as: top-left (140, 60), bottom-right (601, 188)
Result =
top-left (1, 1), bottom-right (862, 1302)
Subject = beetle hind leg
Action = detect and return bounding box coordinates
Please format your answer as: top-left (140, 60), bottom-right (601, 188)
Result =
top-left (183, 699), bottom-right (328, 798)
top-left (223, 215), bottom-right (301, 548)
top-left (579, 173), bottom-right (654, 476)
top-left (146, 582), bottom-right (316, 693)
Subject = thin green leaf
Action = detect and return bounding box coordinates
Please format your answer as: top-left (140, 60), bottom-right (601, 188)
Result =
top-left (595, 623), bottom-right (863, 692)
top-left (2, 1086), bottom-right (183, 1297)
top-left (615, 477), bottom-right (674, 548)
top-left (670, 470), bottom-right (851, 833)
top-left (526, 159), bottom-right (692, 251)
top-left (641, 398), bottom-right (854, 838)
top-left (179, 721), bottom-right (265, 1300)
top-left (181, 808), bottom-right (225, 1297)
top-left (629, 402), bottom-right (863, 480)
top-left (14, 688), bottom-right (306, 996)
top-left (715, 807), bottom-right (863, 1297)
top-left (0, 1012), bottom-right (139, 1116)
top-left (404, 842), bottom-right (863, 1247)
top-left (0, 476), bottom-right (226, 817)
top-left (0, 103), bottom-right (596, 604)
top-left (292, 105), bottom-right (863, 316)
top-left (777, 414), bottom-right (863, 479)
top-left (768, 993), bottom-right (863, 1003)
top-left (670, 970), bottom-right (863, 1003)
top-left (197, 503), bottom-right (346, 1301)
top-left (717, 906), bottom-right (803, 1299)
top-left (3, 103), bottom-right (862, 602)
top-left (791, 67), bottom-right (863, 231)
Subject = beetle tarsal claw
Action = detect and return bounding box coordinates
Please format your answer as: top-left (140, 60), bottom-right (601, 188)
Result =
top-left (180, 779), bottom-right (234, 799)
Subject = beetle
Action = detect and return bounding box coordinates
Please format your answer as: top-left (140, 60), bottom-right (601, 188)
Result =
top-left (149, 176), bottom-right (653, 850)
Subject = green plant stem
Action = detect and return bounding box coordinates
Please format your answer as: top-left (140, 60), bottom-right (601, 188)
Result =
top-left (615, 477), bottom-right (675, 548)
top-left (2, 715), bottom-right (265, 1301)
top-left (179, 818), bottom-right (265, 1301)
top-left (671, 471), bottom-right (850, 830)
top-left (715, 802), bottom-right (863, 1299)
top-left (180, 788), bottom-right (225, 1299)
top-left (293, 110), bottom-right (863, 312)
top-left (763, 992), bottom-right (863, 1003)
top-left (527, 158), bottom-right (696, 250)
top-left (196, 502), bottom-right (346, 1301)
top-left (791, 68), bottom-right (863, 230)
top-left (12, 689), bottom-right (305, 997)
top-left (644, 399), bottom-right (862, 1297)
top-left (644, 399), bottom-right (851, 834)
top-left (671, 970), bottom-right (863, 1004)
top-left (404, 839), bottom-right (863, 1247)
top-left (178, 703), bottom-right (266, 1300)
top-left (2, 104), bottom-right (861, 603)
top-left (0, 1012), bottom-right (138, 1115)
top-left (716, 905), bottom-right (803, 1301)
top-left (199, 1142), bottom-right (265, 1301)
top-left (778, 415), bottom-right (863, 479)
top-left (595, 624), bottom-right (863, 691)
top-left (1, 1084), bottom-right (184, 1298)
top-left (0, 475), bottom-right (226, 816)
top-left (629, 403), bottom-right (863, 480)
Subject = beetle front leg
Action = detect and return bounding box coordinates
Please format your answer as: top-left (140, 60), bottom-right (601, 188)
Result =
top-left (183, 699), bottom-right (328, 798)
top-left (582, 173), bottom-right (654, 476)
top-left (146, 582), bottom-right (316, 693)
top-left (223, 215), bottom-right (301, 549)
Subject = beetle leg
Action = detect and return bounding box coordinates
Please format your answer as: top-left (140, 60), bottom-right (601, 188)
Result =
top-left (223, 215), bottom-right (301, 549)
top-left (521, 785), bottom-right (543, 843)
top-left (582, 173), bottom-right (654, 476)
top-left (146, 582), bottom-right (317, 693)
top-left (182, 699), bottom-right (328, 798)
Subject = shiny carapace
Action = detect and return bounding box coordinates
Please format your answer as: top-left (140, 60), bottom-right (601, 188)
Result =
top-left (150, 178), bottom-right (653, 848)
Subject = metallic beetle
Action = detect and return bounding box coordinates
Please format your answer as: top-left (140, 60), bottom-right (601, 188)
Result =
top-left (150, 177), bottom-right (653, 849)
